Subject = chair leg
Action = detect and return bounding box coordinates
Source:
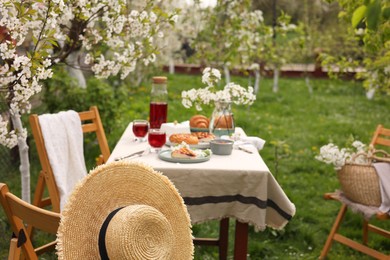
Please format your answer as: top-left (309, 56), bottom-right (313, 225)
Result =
top-left (27, 172), bottom-right (46, 238)
top-left (219, 218), bottom-right (229, 260)
top-left (32, 172), bottom-right (48, 208)
top-left (362, 219), bottom-right (369, 245)
top-left (193, 218), bottom-right (229, 260)
top-left (8, 237), bottom-right (21, 260)
top-left (319, 204), bottom-right (348, 259)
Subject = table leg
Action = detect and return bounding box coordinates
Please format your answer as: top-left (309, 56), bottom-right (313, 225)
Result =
top-left (234, 220), bottom-right (248, 260)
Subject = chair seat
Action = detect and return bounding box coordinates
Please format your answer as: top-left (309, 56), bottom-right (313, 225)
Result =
top-left (324, 192), bottom-right (389, 220)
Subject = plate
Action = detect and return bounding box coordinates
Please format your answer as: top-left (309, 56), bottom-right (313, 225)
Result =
top-left (166, 140), bottom-right (210, 149)
top-left (158, 150), bottom-right (210, 163)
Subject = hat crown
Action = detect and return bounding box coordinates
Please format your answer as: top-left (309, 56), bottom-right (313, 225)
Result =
top-left (56, 162), bottom-right (194, 260)
top-left (105, 205), bottom-right (174, 259)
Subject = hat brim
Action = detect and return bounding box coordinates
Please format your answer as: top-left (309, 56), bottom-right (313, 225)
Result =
top-left (56, 161), bottom-right (194, 259)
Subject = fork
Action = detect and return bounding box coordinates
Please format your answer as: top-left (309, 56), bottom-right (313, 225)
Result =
top-left (114, 150), bottom-right (147, 161)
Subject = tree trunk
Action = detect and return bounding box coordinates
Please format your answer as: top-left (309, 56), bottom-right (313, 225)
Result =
top-left (272, 67), bottom-right (279, 93)
top-left (10, 113), bottom-right (30, 203)
top-left (169, 59), bottom-right (175, 74)
top-left (304, 64), bottom-right (313, 94)
top-left (305, 76), bottom-right (313, 94)
top-left (223, 64), bottom-right (230, 84)
top-left (66, 51), bottom-right (86, 88)
top-left (366, 87), bottom-right (376, 100)
top-left (254, 68), bottom-right (261, 95)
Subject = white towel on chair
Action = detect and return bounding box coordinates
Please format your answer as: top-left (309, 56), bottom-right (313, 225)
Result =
top-left (373, 162), bottom-right (390, 215)
top-left (39, 110), bottom-right (87, 210)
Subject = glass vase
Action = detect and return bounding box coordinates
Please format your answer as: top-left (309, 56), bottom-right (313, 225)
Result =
top-left (209, 100), bottom-right (235, 137)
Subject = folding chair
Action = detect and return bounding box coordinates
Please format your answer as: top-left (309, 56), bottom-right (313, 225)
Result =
top-left (193, 218), bottom-right (229, 260)
top-left (0, 183), bottom-right (60, 260)
top-left (29, 106), bottom-right (110, 213)
top-left (320, 124), bottom-right (390, 259)
top-left (370, 124), bottom-right (390, 150)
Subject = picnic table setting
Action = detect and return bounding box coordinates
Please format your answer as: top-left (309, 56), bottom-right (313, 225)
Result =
top-left (1, 1), bottom-right (390, 258)
top-left (2, 64), bottom-right (389, 260)
top-left (106, 69), bottom-right (297, 259)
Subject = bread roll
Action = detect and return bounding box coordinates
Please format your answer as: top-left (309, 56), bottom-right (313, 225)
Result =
top-left (169, 133), bottom-right (199, 145)
top-left (190, 115), bottom-right (209, 129)
top-left (192, 132), bottom-right (215, 142)
top-left (212, 115), bottom-right (233, 128)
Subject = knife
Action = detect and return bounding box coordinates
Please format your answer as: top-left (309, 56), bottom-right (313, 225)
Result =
top-left (114, 150), bottom-right (146, 161)
top-left (238, 146), bottom-right (253, 154)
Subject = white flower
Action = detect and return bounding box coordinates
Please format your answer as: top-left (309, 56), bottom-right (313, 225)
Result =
top-left (170, 14), bottom-right (178, 24)
top-left (182, 67), bottom-right (256, 111)
top-left (316, 141), bottom-right (368, 170)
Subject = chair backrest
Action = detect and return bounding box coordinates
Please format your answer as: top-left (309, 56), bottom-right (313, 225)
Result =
top-left (370, 124), bottom-right (390, 150)
top-left (0, 183), bottom-right (60, 260)
top-left (29, 106), bottom-right (110, 212)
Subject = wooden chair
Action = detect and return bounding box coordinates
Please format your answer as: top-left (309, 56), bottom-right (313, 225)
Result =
top-left (29, 106), bottom-right (110, 213)
top-left (0, 183), bottom-right (60, 260)
top-left (193, 218), bottom-right (229, 260)
top-left (320, 124), bottom-right (390, 259)
top-left (370, 124), bottom-right (390, 150)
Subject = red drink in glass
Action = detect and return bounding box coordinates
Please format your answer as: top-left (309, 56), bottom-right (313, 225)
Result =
top-left (149, 102), bottom-right (167, 129)
top-left (148, 129), bottom-right (166, 151)
top-left (132, 120), bottom-right (149, 142)
top-left (132, 122), bottom-right (149, 138)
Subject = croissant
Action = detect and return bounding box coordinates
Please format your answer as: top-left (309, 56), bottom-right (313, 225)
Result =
top-left (169, 133), bottom-right (199, 145)
top-left (190, 115), bottom-right (209, 129)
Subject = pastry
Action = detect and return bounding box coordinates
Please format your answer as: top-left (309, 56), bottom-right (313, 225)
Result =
top-left (171, 147), bottom-right (197, 158)
top-left (169, 133), bottom-right (199, 145)
top-left (190, 115), bottom-right (209, 129)
top-left (192, 132), bottom-right (215, 142)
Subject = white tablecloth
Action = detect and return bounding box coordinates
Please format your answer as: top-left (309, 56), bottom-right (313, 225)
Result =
top-left (108, 123), bottom-right (296, 231)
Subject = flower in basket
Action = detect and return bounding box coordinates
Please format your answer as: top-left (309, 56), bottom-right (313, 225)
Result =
top-left (181, 67), bottom-right (256, 111)
top-left (315, 140), bottom-right (368, 170)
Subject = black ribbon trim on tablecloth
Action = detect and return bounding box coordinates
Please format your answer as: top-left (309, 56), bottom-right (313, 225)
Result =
top-left (183, 194), bottom-right (292, 221)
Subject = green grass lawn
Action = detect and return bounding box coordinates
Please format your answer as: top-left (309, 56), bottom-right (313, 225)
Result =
top-left (1, 72), bottom-right (390, 259)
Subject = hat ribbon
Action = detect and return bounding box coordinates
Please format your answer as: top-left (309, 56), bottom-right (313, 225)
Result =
top-left (98, 207), bottom-right (124, 260)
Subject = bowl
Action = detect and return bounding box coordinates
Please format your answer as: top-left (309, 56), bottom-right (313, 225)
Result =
top-left (210, 139), bottom-right (234, 155)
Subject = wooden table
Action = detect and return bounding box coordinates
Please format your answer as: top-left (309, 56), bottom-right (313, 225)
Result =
top-left (108, 123), bottom-right (296, 259)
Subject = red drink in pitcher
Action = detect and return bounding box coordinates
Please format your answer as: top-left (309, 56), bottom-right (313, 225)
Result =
top-left (149, 102), bottom-right (167, 129)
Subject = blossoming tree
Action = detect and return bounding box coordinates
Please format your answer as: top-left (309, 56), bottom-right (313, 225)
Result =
top-left (320, 0), bottom-right (389, 96)
top-left (0, 0), bottom-right (177, 202)
top-left (189, 0), bottom-right (301, 95)
top-left (191, 0), bottom-right (260, 83)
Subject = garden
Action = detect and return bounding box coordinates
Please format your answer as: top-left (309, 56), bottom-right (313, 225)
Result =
top-left (1, 0), bottom-right (390, 259)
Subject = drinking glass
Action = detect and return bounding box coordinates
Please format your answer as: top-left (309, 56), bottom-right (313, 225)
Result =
top-left (132, 120), bottom-right (149, 142)
top-left (148, 129), bottom-right (166, 153)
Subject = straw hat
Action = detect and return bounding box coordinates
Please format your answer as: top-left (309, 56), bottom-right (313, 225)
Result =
top-left (56, 161), bottom-right (194, 259)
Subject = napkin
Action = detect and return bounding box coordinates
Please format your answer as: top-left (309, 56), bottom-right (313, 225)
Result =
top-left (221, 133), bottom-right (266, 151)
top-left (373, 162), bottom-right (390, 215)
top-left (160, 121), bottom-right (190, 138)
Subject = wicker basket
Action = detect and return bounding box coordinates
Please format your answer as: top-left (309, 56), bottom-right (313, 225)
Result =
top-left (336, 150), bottom-right (390, 207)
top-left (337, 163), bottom-right (381, 207)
